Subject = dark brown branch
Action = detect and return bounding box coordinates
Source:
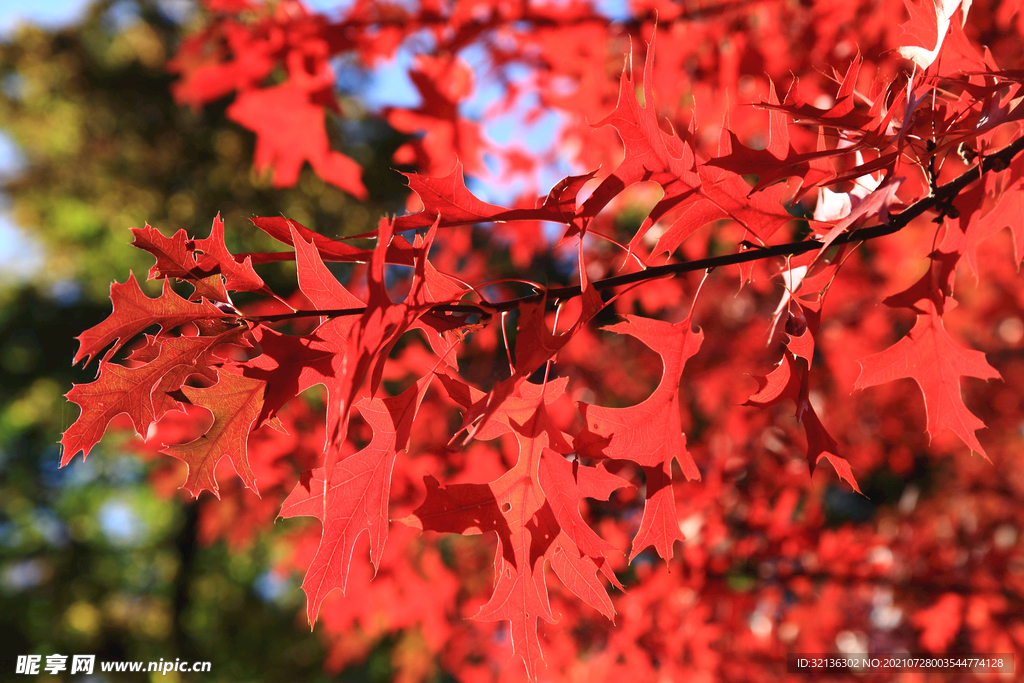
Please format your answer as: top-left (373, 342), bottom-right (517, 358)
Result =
top-left (245, 134), bottom-right (1024, 325)
top-left (490, 134), bottom-right (1024, 310)
top-left (245, 302), bottom-right (490, 324)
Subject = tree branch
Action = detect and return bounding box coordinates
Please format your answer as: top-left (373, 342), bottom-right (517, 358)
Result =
top-left (245, 134), bottom-right (1024, 325)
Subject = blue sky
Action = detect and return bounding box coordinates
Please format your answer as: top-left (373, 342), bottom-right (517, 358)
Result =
top-left (0, 0), bottom-right (92, 37)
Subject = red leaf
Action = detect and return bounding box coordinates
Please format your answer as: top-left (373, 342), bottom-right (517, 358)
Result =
top-left (802, 403), bottom-right (861, 493)
top-left (292, 222), bottom-right (366, 312)
top-left (409, 401), bottom-right (562, 678)
top-left (130, 224), bottom-right (231, 302)
top-left (548, 535), bottom-right (616, 619)
top-left (130, 224), bottom-right (198, 281)
top-left (706, 82), bottom-right (835, 194)
top-left (409, 387), bottom-right (621, 677)
top-left (279, 378), bottom-right (430, 626)
top-left (227, 81), bottom-right (367, 198)
top-left (576, 314), bottom-right (702, 481)
top-left (457, 249), bottom-right (605, 446)
top-left (161, 371), bottom-right (267, 498)
top-left (746, 352), bottom-right (800, 408)
top-left (169, 19), bottom-right (278, 108)
top-left (746, 320), bottom-right (861, 493)
top-left (581, 32), bottom-right (698, 226)
top-left (61, 335), bottom-right (225, 465)
top-left (406, 231), bottom-right (472, 367)
top-left (899, 0), bottom-right (941, 55)
top-left (950, 160), bottom-right (1024, 272)
top-left (392, 162), bottom-right (534, 232)
top-left (896, 0), bottom-right (968, 68)
top-left (74, 274), bottom-right (225, 366)
top-left (982, 183), bottom-right (1024, 265)
top-left (396, 162), bottom-right (513, 230)
top-left (386, 54), bottom-right (485, 176)
top-left (763, 56), bottom-right (875, 133)
top-left (538, 449), bottom-right (629, 567)
top-left (912, 593), bottom-right (964, 652)
top-left (814, 176), bottom-right (903, 254)
top-left (472, 531), bottom-right (553, 680)
top-left (321, 217), bottom-right (455, 475)
top-left (630, 463), bottom-right (685, 562)
top-left (388, 165), bottom-right (601, 238)
top-left (193, 213), bottom-right (268, 294)
top-left (404, 475), bottom-right (509, 538)
top-left (855, 298), bottom-right (1000, 456)
top-left (240, 326), bottom-right (338, 427)
top-left (441, 373), bottom-right (569, 442)
top-left (646, 162), bottom-right (805, 256)
top-left (248, 216), bottom-right (417, 266)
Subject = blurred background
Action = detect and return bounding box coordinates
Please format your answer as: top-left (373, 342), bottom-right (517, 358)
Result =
top-left (3, 1), bottom-right (1023, 681)
top-left (0, 1), bottom-right (417, 680)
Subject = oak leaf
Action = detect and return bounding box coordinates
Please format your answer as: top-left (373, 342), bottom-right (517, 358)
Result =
top-left (279, 378), bottom-right (431, 626)
top-left (855, 298), bottom-right (999, 456)
top-left (249, 216), bottom-right (416, 267)
top-left (228, 80), bottom-right (367, 198)
top-left (746, 299), bottom-right (861, 492)
top-left (61, 335), bottom-right (224, 465)
top-left (161, 371), bottom-right (267, 498)
top-left (575, 317), bottom-right (701, 464)
top-left (73, 274), bottom-right (225, 366)
top-left (581, 32), bottom-right (698, 229)
top-left (192, 213), bottom-right (268, 295)
top-left (409, 382), bottom-right (625, 678)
